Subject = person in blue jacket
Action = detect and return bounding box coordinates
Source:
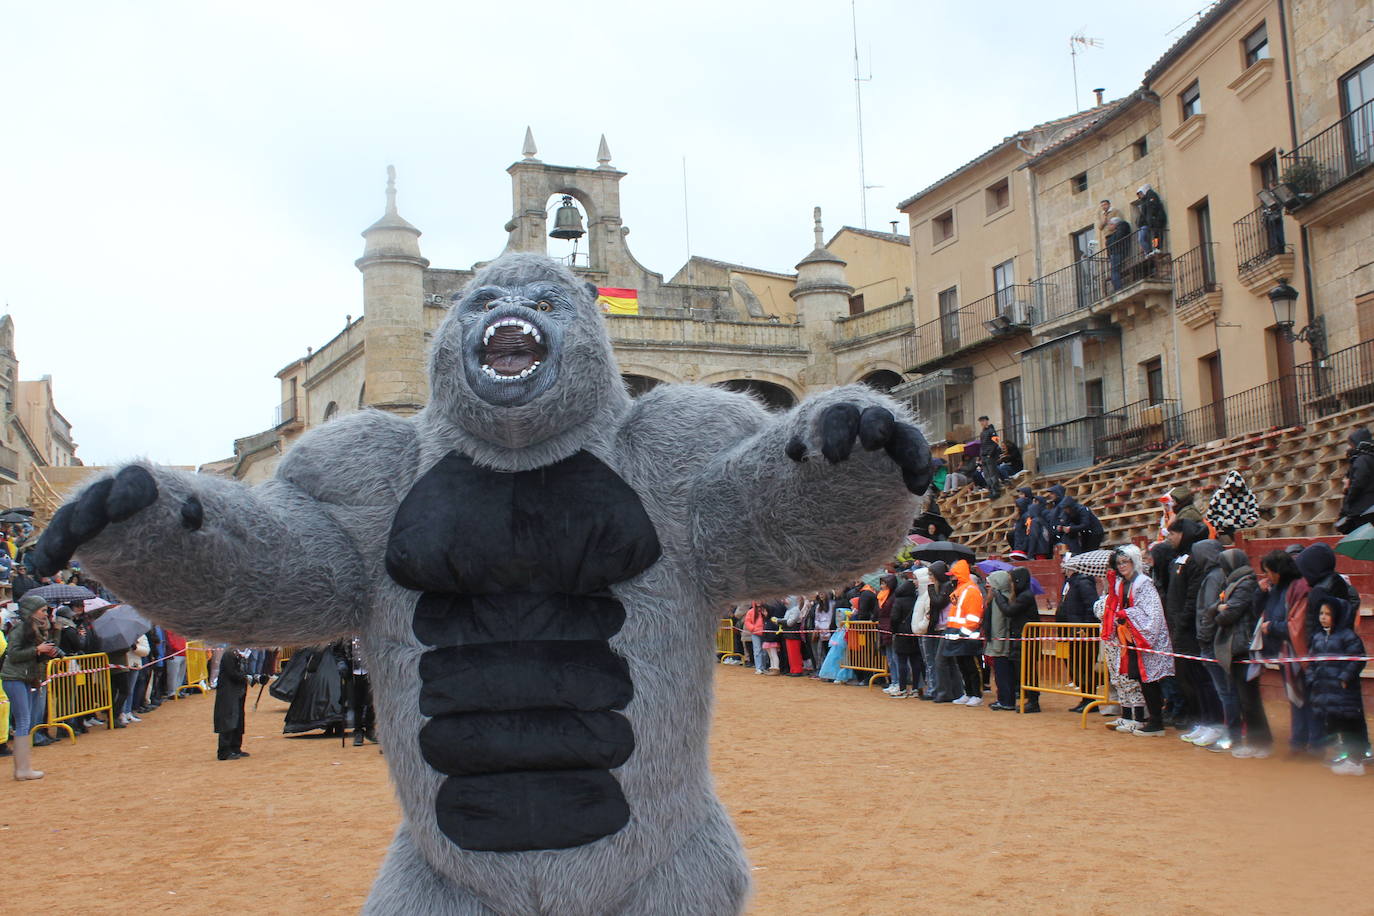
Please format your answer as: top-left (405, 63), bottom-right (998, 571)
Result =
top-left (1306, 598), bottom-right (1368, 775)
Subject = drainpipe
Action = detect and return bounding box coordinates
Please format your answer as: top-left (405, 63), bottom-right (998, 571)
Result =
top-left (1016, 137), bottom-right (1044, 281)
top-left (1276, 0), bottom-right (1320, 357)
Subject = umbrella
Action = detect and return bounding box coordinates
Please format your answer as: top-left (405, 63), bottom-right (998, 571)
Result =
top-left (1336, 523), bottom-right (1374, 562)
top-left (25, 583), bottom-right (96, 602)
top-left (0, 510), bottom-right (32, 524)
top-left (905, 534), bottom-right (933, 546)
top-left (911, 541), bottom-right (976, 564)
top-left (976, 558), bottom-right (1046, 595)
top-left (942, 443), bottom-right (965, 457)
top-left (91, 604), bottom-right (152, 654)
top-left (1062, 549), bottom-right (1115, 578)
top-left (2, 507), bottom-right (34, 516)
top-left (963, 440), bottom-right (982, 458)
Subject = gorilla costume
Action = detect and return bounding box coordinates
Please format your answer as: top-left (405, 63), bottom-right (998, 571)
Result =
top-left (32, 253), bottom-right (931, 915)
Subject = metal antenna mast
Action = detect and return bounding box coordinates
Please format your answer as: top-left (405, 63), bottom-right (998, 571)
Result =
top-left (852, 0), bottom-right (872, 228)
top-left (1069, 30), bottom-right (1104, 110)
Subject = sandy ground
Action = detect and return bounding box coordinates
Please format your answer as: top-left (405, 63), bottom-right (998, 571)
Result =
top-left (5, 668), bottom-right (1374, 915)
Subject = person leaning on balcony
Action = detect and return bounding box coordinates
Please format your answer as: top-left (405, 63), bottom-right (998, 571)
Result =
top-left (1105, 217), bottom-right (1133, 291)
top-left (1096, 199), bottom-right (1124, 246)
top-left (1336, 427), bottom-right (1374, 534)
top-left (1135, 185), bottom-right (1168, 256)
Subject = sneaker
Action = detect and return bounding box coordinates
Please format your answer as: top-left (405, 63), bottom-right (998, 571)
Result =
top-left (1332, 758), bottom-right (1367, 776)
top-left (1114, 719), bottom-right (1139, 733)
top-left (1207, 737), bottom-right (1235, 753)
top-left (1231, 744), bottom-right (1272, 759)
top-left (882, 684), bottom-right (902, 696)
top-left (952, 695), bottom-right (971, 705)
top-left (754, 669), bottom-right (764, 675)
top-left (964, 696), bottom-right (983, 707)
top-left (988, 702), bottom-right (1014, 711)
top-left (1192, 727), bottom-right (1223, 748)
top-left (1180, 725), bottom-right (1205, 743)
top-left (126, 713), bottom-right (142, 723)
top-left (1106, 717), bottom-right (1131, 731)
top-left (932, 696), bottom-right (955, 704)
top-left (1134, 723), bottom-right (1166, 737)
top-left (1098, 704), bottom-right (1122, 716)
top-left (1068, 699), bottom-right (1090, 713)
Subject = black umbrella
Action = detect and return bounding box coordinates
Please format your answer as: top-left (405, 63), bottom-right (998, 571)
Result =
top-left (91, 605), bottom-right (152, 654)
top-left (2, 507), bottom-right (34, 516)
top-left (26, 583), bottom-right (96, 602)
top-left (910, 540), bottom-right (976, 564)
top-left (0, 511), bottom-right (32, 524)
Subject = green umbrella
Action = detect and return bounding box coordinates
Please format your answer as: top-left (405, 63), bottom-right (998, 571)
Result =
top-left (1335, 523), bottom-right (1374, 562)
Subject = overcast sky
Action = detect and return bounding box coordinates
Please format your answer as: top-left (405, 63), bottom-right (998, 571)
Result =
top-left (1, 0), bottom-right (1217, 468)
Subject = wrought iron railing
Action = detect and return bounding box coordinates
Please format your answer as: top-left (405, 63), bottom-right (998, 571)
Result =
top-left (1172, 376), bottom-right (1298, 444)
top-left (274, 396), bottom-right (299, 428)
top-left (1030, 232), bottom-right (1171, 326)
top-left (1281, 97), bottom-right (1374, 203)
top-left (1032, 414), bottom-right (1124, 475)
top-left (1172, 242), bottom-right (1218, 306)
top-left (1233, 205), bottom-right (1288, 273)
top-left (1298, 337), bottom-right (1374, 414)
top-left (1095, 398), bottom-right (1182, 462)
top-left (905, 285), bottom-right (1036, 369)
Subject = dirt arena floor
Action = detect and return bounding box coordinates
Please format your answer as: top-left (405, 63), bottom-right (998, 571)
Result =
top-left (6, 666), bottom-right (1374, 915)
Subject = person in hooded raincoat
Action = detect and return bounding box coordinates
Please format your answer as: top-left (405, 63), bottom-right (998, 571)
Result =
top-left (1338, 427), bottom-right (1374, 534)
top-left (941, 559), bottom-right (985, 706)
top-left (1208, 549), bottom-right (1271, 757)
top-left (1188, 539), bottom-right (1233, 750)
top-left (1256, 549), bottom-right (1318, 756)
top-left (1104, 545), bottom-right (1174, 735)
top-left (817, 607), bottom-right (852, 683)
top-left (1163, 517), bottom-right (1219, 731)
top-left (888, 577), bottom-right (922, 697)
top-left (1207, 470), bottom-right (1260, 538)
top-left (1306, 596), bottom-right (1369, 775)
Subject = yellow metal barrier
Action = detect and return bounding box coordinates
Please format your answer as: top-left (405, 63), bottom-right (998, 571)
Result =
top-left (180, 640), bottom-right (212, 696)
top-left (716, 618), bottom-right (743, 663)
top-left (839, 620), bottom-right (889, 687)
top-left (42, 652), bottom-right (114, 743)
top-left (0, 687), bottom-right (9, 741)
top-left (1019, 622), bottom-right (1107, 727)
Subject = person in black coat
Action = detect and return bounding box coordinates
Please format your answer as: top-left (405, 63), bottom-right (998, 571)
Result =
top-left (214, 649), bottom-right (250, 760)
top-left (1055, 560), bottom-right (1098, 712)
top-left (1060, 503), bottom-right (1105, 553)
top-left (889, 579), bottom-right (923, 696)
top-left (1005, 567), bottom-right (1040, 712)
top-left (977, 416), bottom-right (1003, 499)
top-left (1306, 598), bottom-right (1369, 771)
top-left (1338, 427), bottom-right (1374, 533)
top-left (1209, 549), bottom-right (1270, 752)
top-left (1163, 517), bottom-right (1217, 729)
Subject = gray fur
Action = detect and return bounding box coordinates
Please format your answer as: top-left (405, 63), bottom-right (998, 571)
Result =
top-left (60, 253), bottom-right (924, 914)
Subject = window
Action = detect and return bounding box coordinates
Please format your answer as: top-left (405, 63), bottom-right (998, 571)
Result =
top-left (323, 401), bottom-right (339, 422)
top-left (1071, 226), bottom-right (1095, 260)
top-left (1256, 151), bottom-right (1280, 191)
top-left (946, 394), bottom-right (965, 431)
top-left (992, 259), bottom-right (1015, 311)
top-left (1243, 23), bottom-right (1269, 68)
top-left (985, 178), bottom-right (1010, 215)
top-left (1000, 377), bottom-right (1024, 446)
top-left (938, 286), bottom-right (960, 351)
top-left (1071, 172), bottom-right (1088, 193)
top-left (1133, 136), bottom-right (1149, 159)
top-left (848, 293), bottom-right (865, 316)
top-left (1085, 378), bottom-right (1105, 416)
top-left (932, 209), bottom-right (955, 244)
top-left (1341, 56), bottom-right (1374, 166)
top-left (1192, 198), bottom-right (1215, 282)
top-left (1181, 81), bottom-right (1202, 120)
top-left (1143, 358), bottom-right (1165, 405)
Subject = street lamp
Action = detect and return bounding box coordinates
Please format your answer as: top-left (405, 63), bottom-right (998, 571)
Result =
top-left (1268, 278), bottom-right (1327, 359)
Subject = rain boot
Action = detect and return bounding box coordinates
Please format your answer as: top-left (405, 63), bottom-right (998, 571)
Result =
top-left (13, 739), bottom-right (43, 780)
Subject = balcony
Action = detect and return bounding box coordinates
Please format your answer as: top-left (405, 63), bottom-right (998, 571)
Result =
top-left (1279, 98), bottom-right (1374, 225)
top-left (1030, 235), bottom-right (1174, 337)
top-left (902, 285), bottom-right (1036, 373)
top-left (1232, 205), bottom-right (1294, 294)
top-left (1172, 242), bottom-right (1222, 329)
top-left (831, 297), bottom-right (913, 349)
top-left (0, 442), bottom-right (18, 485)
top-left (274, 396), bottom-right (303, 431)
top-left (605, 315), bottom-right (805, 353)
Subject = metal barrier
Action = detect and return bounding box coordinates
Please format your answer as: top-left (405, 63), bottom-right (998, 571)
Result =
top-left (42, 652), bottom-right (114, 742)
top-left (839, 620), bottom-right (889, 687)
top-left (1018, 623), bottom-right (1107, 727)
top-left (180, 640), bottom-right (212, 696)
top-left (715, 618), bottom-right (743, 663)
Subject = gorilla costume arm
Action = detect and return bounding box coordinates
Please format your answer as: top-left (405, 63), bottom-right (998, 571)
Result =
top-left (29, 410), bottom-right (418, 646)
top-left (670, 384), bottom-right (930, 605)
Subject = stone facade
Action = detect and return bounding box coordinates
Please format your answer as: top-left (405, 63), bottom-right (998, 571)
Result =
top-left (0, 316), bottom-right (87, 515)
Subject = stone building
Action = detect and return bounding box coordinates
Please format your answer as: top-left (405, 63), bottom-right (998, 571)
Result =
top-left (0, 315), bottom-right (85, 514)
top-left (220, 139), bottom-right (917, 482)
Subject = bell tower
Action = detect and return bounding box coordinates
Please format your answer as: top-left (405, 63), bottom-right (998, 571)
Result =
top-left (501, 129), bottom-right (643, 285)
top-left (357, 166), bottom-right (430, 413)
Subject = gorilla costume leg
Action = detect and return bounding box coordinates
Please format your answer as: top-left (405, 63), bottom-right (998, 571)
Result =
top-left (608, 816), bottom-right (750, 916)
top-left (364, 828), bottom-right (501, 916)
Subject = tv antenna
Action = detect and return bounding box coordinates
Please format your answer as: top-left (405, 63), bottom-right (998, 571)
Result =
top-left (852, 0), bottom-right (873, 228)
top-left (1069, 30), bottom-right (1103, 110)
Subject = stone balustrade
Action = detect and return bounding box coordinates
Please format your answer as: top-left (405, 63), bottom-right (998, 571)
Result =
top-left (830, 298), bottom-right (914, 344)
top-left (606, 315), bottom-right (805, 351)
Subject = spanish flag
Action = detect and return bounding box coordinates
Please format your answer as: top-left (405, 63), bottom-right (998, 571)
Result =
top-left (597, 287), bottom-right (639, 315)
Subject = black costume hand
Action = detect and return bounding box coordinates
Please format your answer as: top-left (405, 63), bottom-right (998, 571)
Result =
top-left (786, 404), bottom-right (933, 495)
top-left (28, 466), bottom-right (198, 576)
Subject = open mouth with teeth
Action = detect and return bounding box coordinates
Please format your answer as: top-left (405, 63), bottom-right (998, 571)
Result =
top-left (480, 317), bottom-right (548, 382)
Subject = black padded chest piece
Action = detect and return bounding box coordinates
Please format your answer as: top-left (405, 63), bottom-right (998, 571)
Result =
top-left (385, 450), bottom-right (661, 852)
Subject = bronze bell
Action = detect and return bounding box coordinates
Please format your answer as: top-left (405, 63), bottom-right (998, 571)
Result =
top-left (549, 195), bottom-right (585, 240)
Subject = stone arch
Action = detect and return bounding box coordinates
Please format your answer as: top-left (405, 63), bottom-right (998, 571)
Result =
top-left (619, 363), bottom-right (681, 398)
top-left (323, 401), bottom-right (339, 422)
top-left (357, 384), bottom-right (366, 409)
top-left (698, 369), bottom-right (802, 411)
top-left (697, 368), bottom-right (804, 402)
top-left (855, 368), bottom-right (905, 392)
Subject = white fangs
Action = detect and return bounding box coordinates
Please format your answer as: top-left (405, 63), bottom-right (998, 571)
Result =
top-left (480, 360), bottom-right (542, 382)
top-left (482, 317), bottom-right (543, 345)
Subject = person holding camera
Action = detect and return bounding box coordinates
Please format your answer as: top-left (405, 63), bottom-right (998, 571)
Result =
top-left (1, 595), bottom-right (61, 780)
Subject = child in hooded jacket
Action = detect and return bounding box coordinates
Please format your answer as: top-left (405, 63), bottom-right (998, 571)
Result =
top-left (1307, 600), bottom-right (1369, 775)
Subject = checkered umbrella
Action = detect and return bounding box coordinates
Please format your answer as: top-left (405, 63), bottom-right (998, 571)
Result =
top-left (24, 583), bottom-right (96, 602)
top-left (1061, 549), bottom-right (1114, 578)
